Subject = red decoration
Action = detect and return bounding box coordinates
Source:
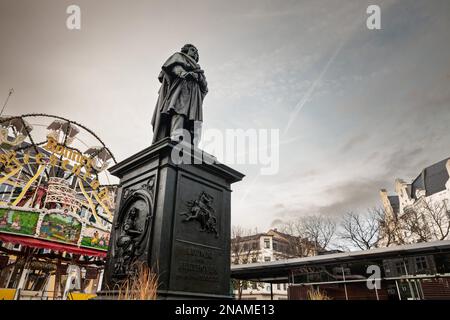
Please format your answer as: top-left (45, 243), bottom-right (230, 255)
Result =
top-left (0, 233), bottom-right (106, 257)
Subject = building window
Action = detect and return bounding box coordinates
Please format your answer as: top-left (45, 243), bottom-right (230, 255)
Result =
top-left (273, 241), bottom-right (278, 251)
top-left (395, 261), bottom-right (405, 275)
top-left (264, 239), bottom-right (270, 249)
top-left (251, 282), bottom-right (257, 290)
top-left (252, 241), bottom-right (258, 250)
top-left (277, 283), bottom-right (281, 290)
top-left (415, 256), bottom-right (428, 271)
top-left (264, 256), bottom-right (271, 262)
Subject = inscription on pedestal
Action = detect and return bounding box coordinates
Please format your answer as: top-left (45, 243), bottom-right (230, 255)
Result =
top-left (171, 240), bottom-right (224, 294)
top-left (176, 244), bottom-right (219, 282)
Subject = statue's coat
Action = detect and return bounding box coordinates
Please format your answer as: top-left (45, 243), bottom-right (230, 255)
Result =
top-left (151, 52), bottom-right (208, 142)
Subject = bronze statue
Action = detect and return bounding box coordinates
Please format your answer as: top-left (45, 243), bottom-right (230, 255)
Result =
top-left (151, 44), bottom-right (208, 146)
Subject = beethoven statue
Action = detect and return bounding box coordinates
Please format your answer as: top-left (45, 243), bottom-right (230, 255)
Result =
top-left (151, 44), bottom-right (208, 146)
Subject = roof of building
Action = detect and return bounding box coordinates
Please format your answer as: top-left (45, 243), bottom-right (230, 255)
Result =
top-left (231, 233), bottom-right (266, 242)
top-left (411, 158), bottom-right (449, 198)
top-left (267, 229), bottom-right (309, 244)
top-left (231, 229), bottom-right (318, 248)
top-left (231, 240), bottom-right (450, 283)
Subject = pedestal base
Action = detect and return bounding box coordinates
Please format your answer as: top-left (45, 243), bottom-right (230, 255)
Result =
top-left (102, 138), bottom-right (244, 299)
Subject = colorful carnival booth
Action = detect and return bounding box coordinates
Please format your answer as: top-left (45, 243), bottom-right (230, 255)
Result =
top-left (0, 114), bottom-right (117, 300)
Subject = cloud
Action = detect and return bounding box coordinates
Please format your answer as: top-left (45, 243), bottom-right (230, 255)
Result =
top-left (339, 133), bottom-right (370, 153)
top-left (270, 219), bottom-right (284, 228)
top-left (315, 178), bottom-right (388, 216)
top-left (2, 0), bottom-right (450, 233)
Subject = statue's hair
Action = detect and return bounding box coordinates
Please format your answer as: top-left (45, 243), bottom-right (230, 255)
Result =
top-left (181, 44), bottom-right (197, 54)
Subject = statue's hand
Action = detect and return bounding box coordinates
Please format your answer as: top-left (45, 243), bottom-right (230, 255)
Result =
top-left (180, 71), bottom-right (197, 81)
top-left (186, 72), bottom-right (199, 82)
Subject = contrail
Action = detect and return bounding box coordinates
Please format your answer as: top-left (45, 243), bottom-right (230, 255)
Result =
top-left (236, 172), bottom-right (262, 208)
top-left (238, 41), bottom-right (345, 205)
top-left (283, 41), bottom-right (345, 136)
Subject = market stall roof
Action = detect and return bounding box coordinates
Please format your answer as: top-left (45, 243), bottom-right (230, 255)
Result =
top-left (0, 233), bottom-right (107, 258)
top-left (231, 240), bottom-right (450, 283)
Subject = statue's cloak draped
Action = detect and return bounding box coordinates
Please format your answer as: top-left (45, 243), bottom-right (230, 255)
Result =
top-left (151, 52), bottom-right (208, 132)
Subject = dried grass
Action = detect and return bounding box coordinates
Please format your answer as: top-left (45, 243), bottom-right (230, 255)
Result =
top-left (115, 262), bottom-right (159, 300)
top-left (306, 287), bottom-right (332, 300)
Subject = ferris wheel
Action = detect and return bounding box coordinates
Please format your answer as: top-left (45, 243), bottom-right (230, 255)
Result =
top-left (0, 114), bottom-right (118, 249)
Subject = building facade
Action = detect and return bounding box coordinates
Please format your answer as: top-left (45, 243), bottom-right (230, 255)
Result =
top-left (380, 158), bottom-right (450, 246)
top-left (231, 229), bottom-right (318, 300)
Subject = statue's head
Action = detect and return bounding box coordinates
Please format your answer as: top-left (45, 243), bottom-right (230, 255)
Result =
top-left (181, 44), bottom-right (199, 62)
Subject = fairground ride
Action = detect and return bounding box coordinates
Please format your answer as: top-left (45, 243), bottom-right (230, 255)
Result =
top-left (0, 114), bottom-right (118, 300)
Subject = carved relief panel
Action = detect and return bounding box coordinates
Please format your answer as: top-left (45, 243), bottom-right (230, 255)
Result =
top-left (110, 177), bottom-right (154, 282)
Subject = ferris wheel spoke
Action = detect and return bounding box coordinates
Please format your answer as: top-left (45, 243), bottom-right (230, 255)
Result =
top-left (11, 165), bottom-right (45, 206)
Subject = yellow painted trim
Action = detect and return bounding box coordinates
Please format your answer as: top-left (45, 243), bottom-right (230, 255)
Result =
top-left (12, 165), bottom-right (45, 206)
top-left (67, 292), bottom-right (97, 300)
top-left (0, 288), bottom-right (16, 300)
top-left (92, 192), bottom-right (112, 218)
top-left (0, 166), bottom-right (22, 185)
top-left (78, 180), bottom-right (100, 222)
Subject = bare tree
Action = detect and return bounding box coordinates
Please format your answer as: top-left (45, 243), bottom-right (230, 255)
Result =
top-left (301, 215), bottom-right (336, 252)
top-left (339, 209), bottom-right (380, 250)
top-left (374, 206), bottom-right (403, 247)
top-left (278, 220), bottom-right (314, 257)
top-left (279, 215), bottom-right (337, 256)
top-left (402, 198), bottom-right (450, 242)
top-left (231, 226), bottom-right (259, 264)
top-left (230, 226), bottom-right (261, 299)
top-left (425, 199), bottom-right (450, 240)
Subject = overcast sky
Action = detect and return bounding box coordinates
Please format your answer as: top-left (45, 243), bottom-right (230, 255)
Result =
top-left (1, 0), bottom-right (449, 231)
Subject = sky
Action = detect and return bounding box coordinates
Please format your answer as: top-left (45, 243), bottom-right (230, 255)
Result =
top-left (1, 0), bottom-right (449, 231)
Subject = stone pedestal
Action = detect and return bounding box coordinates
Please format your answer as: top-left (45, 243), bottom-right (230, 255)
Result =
top-left (102, 138), bottom-right (244, 299)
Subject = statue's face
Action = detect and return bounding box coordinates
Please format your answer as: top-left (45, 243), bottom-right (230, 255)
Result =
top-left (186, 46), bottom-right (199, 62)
